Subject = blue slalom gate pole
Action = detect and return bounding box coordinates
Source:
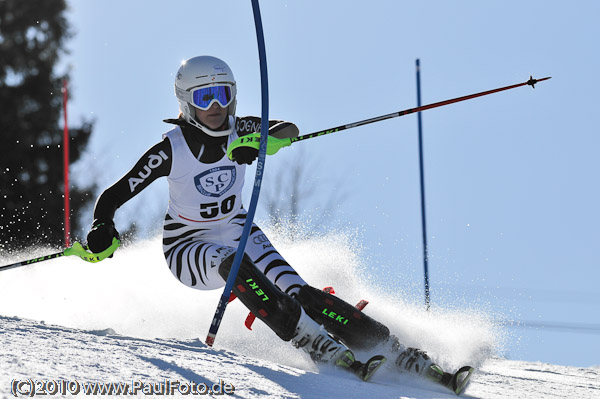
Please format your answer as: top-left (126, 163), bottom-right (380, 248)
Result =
top-left (416, 59), bottom-right (431, 311)
top-left (206, 0), bottom-right (270, 346)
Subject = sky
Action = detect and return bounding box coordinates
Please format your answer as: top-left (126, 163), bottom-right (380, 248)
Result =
top-left (53, 0), bottom-right (599, 367)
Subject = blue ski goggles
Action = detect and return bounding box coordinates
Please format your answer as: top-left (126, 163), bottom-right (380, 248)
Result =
top-left (190, 84), bottom-right (234, 110)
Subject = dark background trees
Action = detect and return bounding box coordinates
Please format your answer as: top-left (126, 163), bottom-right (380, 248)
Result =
top-left (0, 0), bottom-right (95, 251)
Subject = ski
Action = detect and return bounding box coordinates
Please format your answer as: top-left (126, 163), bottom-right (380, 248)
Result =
top-left (350, 355), bottom-right (387, 382)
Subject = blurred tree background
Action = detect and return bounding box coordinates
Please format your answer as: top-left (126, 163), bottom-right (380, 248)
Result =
top-left (0, 0), bottom-right (95, 251)
top-left (262, 148), bottom-right (349, 241)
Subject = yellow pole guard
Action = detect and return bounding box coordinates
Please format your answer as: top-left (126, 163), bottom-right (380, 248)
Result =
top-left (64, 237), bottom-right (121, 263)
top-left (227, 133), bottom-right (292, 161)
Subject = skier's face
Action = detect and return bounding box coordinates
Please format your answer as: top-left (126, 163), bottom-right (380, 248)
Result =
top-left (195, 102), bottom-right (228, 131)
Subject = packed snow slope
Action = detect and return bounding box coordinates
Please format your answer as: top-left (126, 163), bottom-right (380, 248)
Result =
top-left (2, 316), bottom-right (599, 399)
top-left (1, 225), bottom-right (598, 398)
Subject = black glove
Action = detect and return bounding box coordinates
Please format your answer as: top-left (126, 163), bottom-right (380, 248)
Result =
top-left (86, 219), bottom-right (120, 254)
top-left (231, 146), bottom-right (258, 165)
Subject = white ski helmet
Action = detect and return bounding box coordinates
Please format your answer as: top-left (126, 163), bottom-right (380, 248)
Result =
top-left (174, 56), bottom-right (237, 137)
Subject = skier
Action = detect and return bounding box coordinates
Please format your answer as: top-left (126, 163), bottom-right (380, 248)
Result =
top-left (86, 55), bottom-right (471, 391)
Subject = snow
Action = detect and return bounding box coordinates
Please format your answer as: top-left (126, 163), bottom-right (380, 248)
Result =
top-left (1, 316), bottom-right (598, 398)
top-left (1, 227), bottom-right (599, 398)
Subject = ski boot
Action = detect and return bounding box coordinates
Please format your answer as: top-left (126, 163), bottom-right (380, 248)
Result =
top-left (292, 308), bottom-right (386, 381)
top-left (395, 346), bottom-right (474, 395)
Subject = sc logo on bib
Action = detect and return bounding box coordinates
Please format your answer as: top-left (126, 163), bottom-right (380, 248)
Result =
top-left (194, 166), bottom-right (236, 197)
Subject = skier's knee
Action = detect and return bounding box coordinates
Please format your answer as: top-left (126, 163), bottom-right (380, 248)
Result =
top-left (296, 285), bottom-right (390, 349)
top-left (217, 252), bottom-right (239, 281)
top-left (218, 253), bottom-right (301, 341)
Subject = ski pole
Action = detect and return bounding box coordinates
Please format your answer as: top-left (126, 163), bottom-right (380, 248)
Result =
top-left (227, 75), bottom-right (551, 159)
top-left (0, 238), bottom-right (120, 272)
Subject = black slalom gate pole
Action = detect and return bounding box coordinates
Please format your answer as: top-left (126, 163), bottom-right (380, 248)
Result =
top-left (416, 59), bottom-right (431, 311)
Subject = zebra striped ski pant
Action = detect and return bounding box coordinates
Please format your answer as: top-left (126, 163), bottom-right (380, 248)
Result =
top-left (162, 210), bottom-right (307, 297)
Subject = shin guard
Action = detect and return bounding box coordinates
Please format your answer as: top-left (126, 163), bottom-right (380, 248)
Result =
top-left (296, 285), bottom-right (390, 349)
top-left (219, 253), bottom-right (301, 341)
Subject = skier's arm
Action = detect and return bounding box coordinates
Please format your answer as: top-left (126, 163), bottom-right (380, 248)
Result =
top-left (235, 116), bottom-right (299, 138)
top-left (232, 116), bottom-right (299, 164)
top-left (268, 120), bottom-right (299, 139)
top-left (86, 139), bottom-right (172, 252)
